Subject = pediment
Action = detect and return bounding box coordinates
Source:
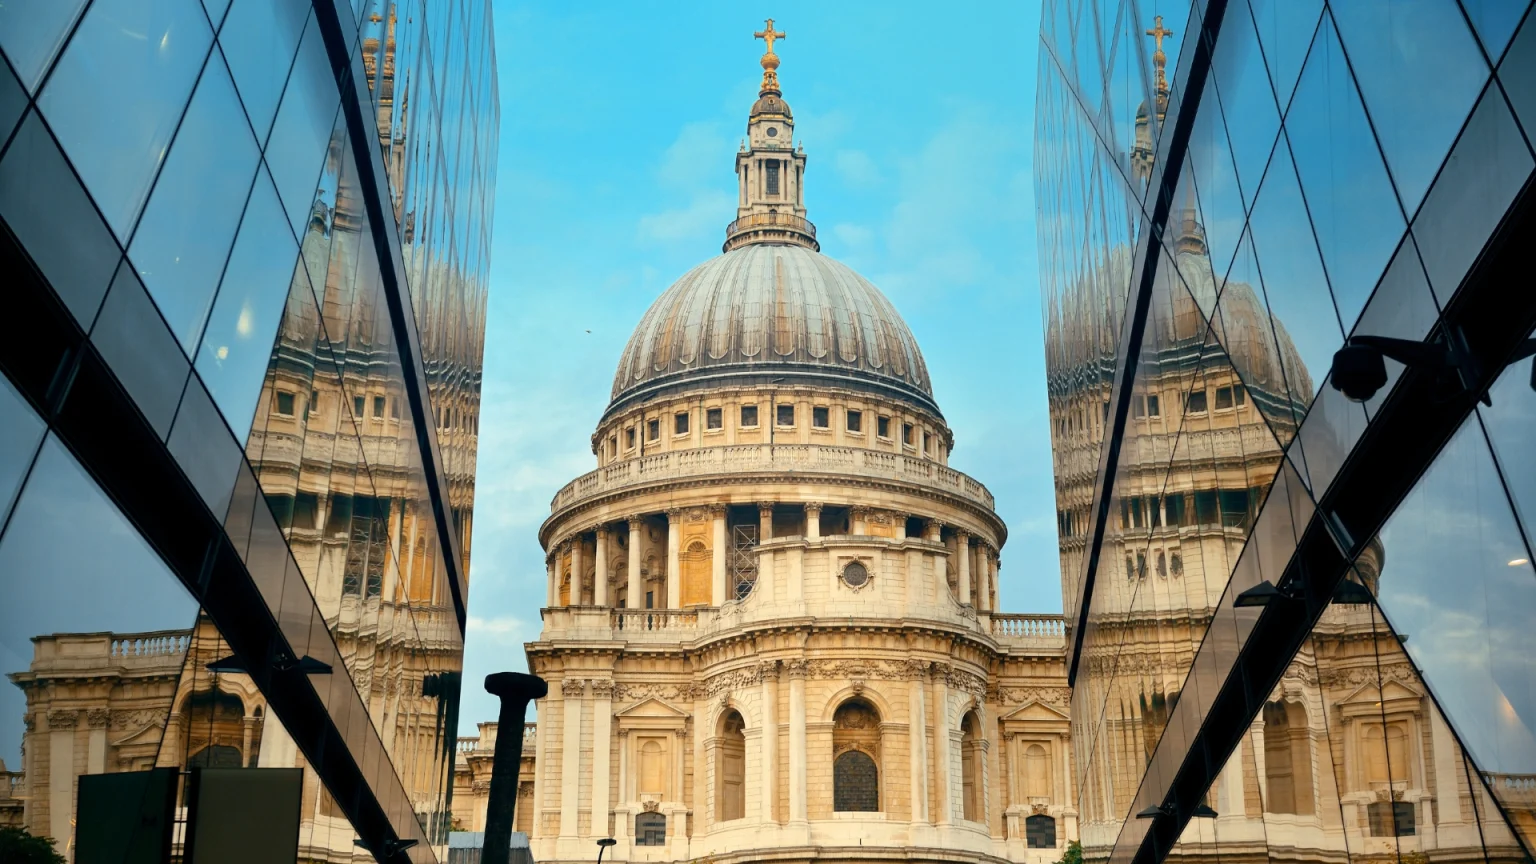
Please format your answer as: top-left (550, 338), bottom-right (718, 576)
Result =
top-left (1001, 700), bottom-right (1071, 723)
top-left (615, 697), bottom-right (689, 719)
top-left (1340, 678), bottom-right (1422, 706)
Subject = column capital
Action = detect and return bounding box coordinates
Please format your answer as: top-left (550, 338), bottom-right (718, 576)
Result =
top-left (46, 708), bottom-right (80, 729)
top-left (904, 658), bottom-right (930, 681)
top-left (758, 659), bottom-right (780, 680)
top-left (561, 678), bottom-right (587, 698)
top-left (757, 501), bottom-right (776, 516)
top-left (954, 528), bottom-right (971, 542)
top-left (595, 524), bottom-right (610, 539)
top-left (785, 659), bottom-right (809, 679)
top-left (627, 515), bottom-right (645, 530)
top-left (708, 503), bottom-right (728, 516)
top-left (86, 708), bottom-right (112, 729)
top-left (590, 679), bottom-right (615, 700)
top-left (665, 508), bottom-right (682, 523)
top-left (803, 502), bottom-right (823, 515)
top-left (929, 662), bottom-right (952, 683)
top-left (928, 518), bottom-right (947, 531)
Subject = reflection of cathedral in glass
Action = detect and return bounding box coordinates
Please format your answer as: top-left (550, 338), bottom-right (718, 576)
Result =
top-left (0, 0), bottom-right (496, 861)
top-left (1039, 1), bottom-right (1536, 864)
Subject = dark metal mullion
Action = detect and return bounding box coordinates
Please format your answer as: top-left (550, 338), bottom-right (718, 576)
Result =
top-left (310, 0), bottom-right (468, 631)
top-left (1067, 0), bottom-right (1232, 685)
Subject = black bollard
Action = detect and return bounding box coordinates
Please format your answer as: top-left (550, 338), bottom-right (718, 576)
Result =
top-left (483, 672), bottom-right (548, 864)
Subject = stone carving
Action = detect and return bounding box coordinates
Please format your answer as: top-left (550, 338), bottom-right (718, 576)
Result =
top-left (47, 709), bottom-right (80, 729)
top-left (999, 686), bottom-right (1072, 707)
top-left (687, 508), bottom-right (707, 523)
top-left (561, 678), bottom-right (586, 698)
top-left (758, 660), bottom-right (780, 680)
top-left (22, 713), bottom-right (34, 733)
top-left (642, 800), bottom-right (661, 813)
top-left (806, 659), bottom-right (908, 681)
top-left (617, 683), bottom-right (696, 702)
top-left (704, 667), bottom-right (763, 696)
top-left (110, 709), bottom-right (168, 732)
top-left (590, 679), bottom-right (615, 699)
top-left (86, 709), bottom-right (111, 729)
top-left (785, 659), bottom-right (809, 679)
top-left (905, 659), bottom-right (930, 681)
top-left (1317, 661), bottom-right (1418, 690)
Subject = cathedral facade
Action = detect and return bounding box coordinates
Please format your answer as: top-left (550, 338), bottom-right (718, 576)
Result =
top-left (513, 26), bottom-right (1074, 864)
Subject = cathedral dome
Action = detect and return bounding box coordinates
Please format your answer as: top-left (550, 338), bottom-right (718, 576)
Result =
top-left (608, 243), bottom-right (936, 416)
top-left (750, 93), bottom-right (792, 118)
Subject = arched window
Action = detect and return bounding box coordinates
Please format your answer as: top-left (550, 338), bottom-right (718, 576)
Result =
top-left (833, 699), bottom-right (881, 812)
top-left (1026, 813), bottom-right (1058, 848)
top-left (639, 739), bottom-right (666, 797)
top-left (716, 710), bottom-right (746, 822)
top-left (635, 812), bottom-right (666, 846)
top-left (1263, 701), bottom-right (1314, 814)
top-left (188, 744), bottom-right (242, 769)
top-left (960, 711), bottom-right (981, 821)
top-left (1364, 722), bottom-right (1409, 786)
top-left (1024, 743), bottom-right (1051, 800)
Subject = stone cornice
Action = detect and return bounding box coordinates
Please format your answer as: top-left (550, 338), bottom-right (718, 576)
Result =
top-left (541, 468), bottom-right (1005, 548)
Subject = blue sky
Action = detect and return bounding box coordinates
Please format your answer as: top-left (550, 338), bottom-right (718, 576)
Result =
top-left (462, 0), bottom-right (1053, 725)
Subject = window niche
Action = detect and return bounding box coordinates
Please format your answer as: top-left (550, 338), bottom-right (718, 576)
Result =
top-left (812, 406), bottom-right (829, 428)
top-left (674, 412), bottom-right (689, 435)
top-left (832, 699), bottom-right (881, 812)
top-left (846, 409), bottom-right (862, 432)
top-left (961, 710), bottom-right (983, 822)
top-left (777, 404), bottom-right (795, 426)
top-left (715, 710), bottom-right (746, 822)
top-left (741, 404), bottom-right (759, 427)
top-left (706, 407), bottom-right (723, 430)
top-left (1262, 700), bottom-right (1315, 815)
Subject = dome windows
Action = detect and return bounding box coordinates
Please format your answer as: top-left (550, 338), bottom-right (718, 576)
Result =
top-left (741, 405), bottom-right (759, 427)
top-left (846, 409), bottom-right (862, 433)
top-left (648, 419), bottom-right (660, 441)
top-left (812, 406), bottom-right (829, 428)
top-left (777, 404), bottom-right (795, 426)
top-left (877, 416), bottom-right (890, 438)
top-left (675, 412), bottom-right (690, 435)
top-left (706, 408), bottom-right (723, 430)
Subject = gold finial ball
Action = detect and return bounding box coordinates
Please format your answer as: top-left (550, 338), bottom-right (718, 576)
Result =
top-left (761, 53), bottom-right (780, 71)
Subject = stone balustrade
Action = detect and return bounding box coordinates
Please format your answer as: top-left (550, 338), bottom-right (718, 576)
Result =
top-left (522, 722), bottom-right (537, 751)
top-left (612, 609), bottom-right (700, 633)
top-left (550, 443), bottom-right (995, 516)
top-left (1484, 772), bottom-right (1536, 796)
top-left (110, 632), bottom-right (192, 659)
top-left (457, 737), bottom-right (479, 754)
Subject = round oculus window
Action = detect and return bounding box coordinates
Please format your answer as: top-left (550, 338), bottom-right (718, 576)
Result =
top-left (841, 561), bottom-right (869, 588)
top-left (766, 127), bottom-right (778, 137)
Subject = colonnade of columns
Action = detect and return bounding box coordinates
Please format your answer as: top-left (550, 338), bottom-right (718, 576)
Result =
top-left (543, 501), bottom-right (1002, 611)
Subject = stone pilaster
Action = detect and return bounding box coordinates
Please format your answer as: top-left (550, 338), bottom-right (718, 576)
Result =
top-left (666, 509), bottom-right (682, 609)
top-left (594, 526), bottom-right (610, 607)
top-left (559, 678), bottom-right (584, 838)
top-left (907, 659), bottom-right (929, 822)
top-left (710, 504), bottom-right (728, 604)
top-left (956, 530), bottom-right (972, 606)
top-left (591, 679), bottom-right (613, 837)
top-left (786, 659), bottom-right (808, 824)
top-left (760, 660), bottom-right (780, 823)
top-left (931, 664), bottom-right (952, 825)
top-left (627, 516), bottom-right (644, 609)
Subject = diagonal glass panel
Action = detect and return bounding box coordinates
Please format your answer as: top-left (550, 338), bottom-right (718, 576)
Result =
top-left (1101, 0), bottom-right (1153, 195)
top-left (1209, 0), bottom-right (1282, 211)
top-left (1330, 0), bottom-right (1491, 215)
top-left (1370, 410), bottom-right (1536, 855)
top-left (1284, 14), bottom-right (1405, 328)
top-left (1246, 134), bottom-right (1343, 408)
top-left (1185, 81), bottom-right (1246, 290)
top-left (1478, 325), bottom-right (1536, 546)
top-left (1461, 0), bottom-right (1530, 62)
top-left (1212, 229), bottom-right (1306, 448)
top-left (1348, 234), bottom-right (1442, 423)
top-left (1072, 0), bottom-right (1107, 129)
top-left (1248, 0), bottom-right (1324, 115)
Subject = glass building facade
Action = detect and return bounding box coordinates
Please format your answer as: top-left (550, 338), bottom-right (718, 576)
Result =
top-left (0, 0), bottom-right (495, 860)
top-left (1035, 2), bottom-right (1536, 864)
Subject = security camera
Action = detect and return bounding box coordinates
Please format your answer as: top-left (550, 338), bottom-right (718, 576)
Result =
top-left (1330, 343), bottom-right (1388, 403)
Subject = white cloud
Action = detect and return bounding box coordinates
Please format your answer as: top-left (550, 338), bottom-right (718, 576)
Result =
top-left (833, 149), bottom-right (882, 187)
top-left (637, 189), bottom-right (735, 243)
top-left (657, 122), bottom-right (730, 191)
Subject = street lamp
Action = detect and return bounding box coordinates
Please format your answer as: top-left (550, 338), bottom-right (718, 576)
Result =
top-left (597, 837), bottom-right (618, 862)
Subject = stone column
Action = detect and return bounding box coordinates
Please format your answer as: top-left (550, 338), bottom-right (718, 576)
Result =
top-left (761, 661), bottom-right (779, 823)
top-left (547, 554), bottom-right (558, 606)
top-left (976, 546), bottom-right (990, 613)
top-left (787, 660), bottom-right (808, 824)
top-left (894, 512), bottom-right (907, 541)
top-left (594, 526), bottom-right (610, 607)
top-left (908, 661), bottom-right (929, 822)
top-left (240, 714), bottom-right (257, 768)
top-left (851, 507), bottom-right (867, 536)
top-left (87, 708), bottom-right (109, 774)
top-left (804, 503), bottom-right (822, 540)
top-left (666, 509), bottom-right (681, 609)
top-left (711, 505), bottom-right (728, 604)
top-left (591, 680), bottom-right (613, 837)
top-left (627, 517), bottom-right (643, 609)
top-left (758, 502), bottom-right (775, 542)
top-left (560, 679), bottom-right (584, 838)
top-left (47, 709), bottom-right (77, 848)
top-left (932, 666), bottom-right (952, 825)
top-left (955, 530), bottom-right (972, 606)
top-left (571, 535), bottom-right (586, 605)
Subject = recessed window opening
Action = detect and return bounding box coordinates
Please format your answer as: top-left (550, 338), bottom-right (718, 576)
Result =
top-left (812, 406), bottom-right (829, 428)
top-left (353, 395), bottom-right (365, 418)
top-left (877, 416), bottom-right (890, 437)
top-left (846, 409), bottom-right (862, 432)
top-left (1215, 386), bottom-right (1234, 409)
top-left (902, 423), bottom-right (913, 445)
top-left (648, 419), bottom-right (659, 440)
top-left (766, 160), bottom-right (780, 195)
top-left (372, 395), bottom-right (385, 418)
top-left (1147, 394), bottom-right (1161, 416)
top-left (777, 404), bottom-right (795, 426)
top-left (741, 405), bottom-right (759, 426)
top-left (626, 427), bottom-right (636, 448)
top-left (274, 391), bottom-right (295, 416)
top-left (1187, 389), bottom-right (1208, 414)
top-left (706, 407), bottom-right (723, 429)
top-left (675, 412), bottom-right (689, 434)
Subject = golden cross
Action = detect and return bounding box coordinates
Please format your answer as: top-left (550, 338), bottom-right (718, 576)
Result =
top-left (1146, 16), bottom-right (1173, 55)
top-left (755, 19), bottom-right (785, 55)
